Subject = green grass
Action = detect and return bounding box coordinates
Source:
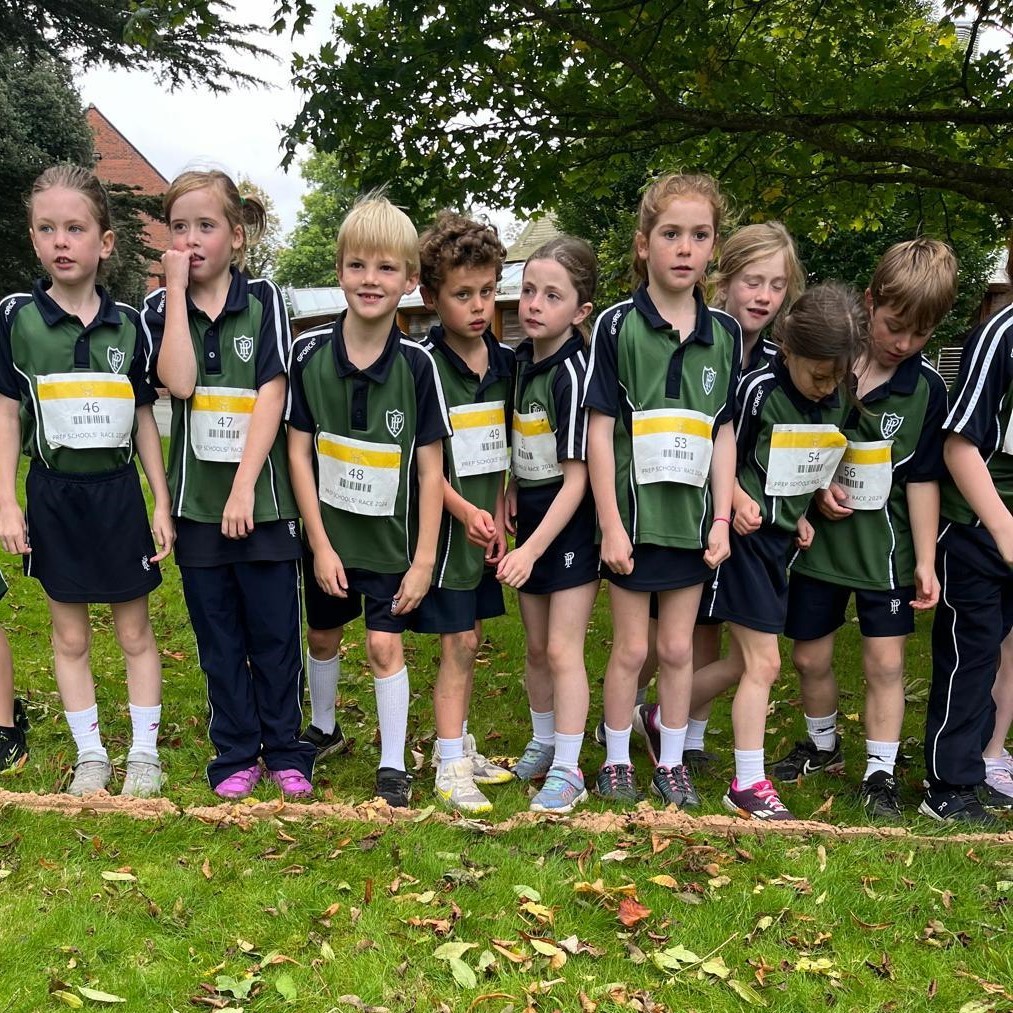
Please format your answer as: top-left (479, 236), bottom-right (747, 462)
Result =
top-left (2, 452), bottom-right (1012, 1011)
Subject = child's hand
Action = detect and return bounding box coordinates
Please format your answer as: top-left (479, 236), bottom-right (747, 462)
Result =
top-left (486, 520), bottom-right (507, 566)
top-left (0, 503), bottom-right (29, 555)
top-left (704, 520), bottom-right (730, 569)
top-left (496, 544), bottom-right (535, 588)
top-left (815, 483), bottom-right (852, 520)
top-left (732, 496), bottom-right (762, 535)
top-left (600, 523), bottom-right (634, 574)
top-left (149, 505), bottom-right (175, 563)
top-left (911, 560), bottom-right (940, 610)
top-left (504, 481), bottom-right (518, 535)
top-left (795, 515), bottom-right (815, 550)
top-left (161, 249), bottom-right (191, 290)
top-left (314, 545), bottom-right (348, 597)
top-left (465, 506), bottom-right (497, 550)
top-left (392, 562), bottom-right (432, 615)
top-left (221, 486), bottom-right (254, 539)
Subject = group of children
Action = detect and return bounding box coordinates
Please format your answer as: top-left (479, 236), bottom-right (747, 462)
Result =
top-left (0, 161), bottom-right (1010, 828)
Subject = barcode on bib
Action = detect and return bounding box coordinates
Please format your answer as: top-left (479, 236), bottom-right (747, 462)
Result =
top-left (481, 441), bottom-right (504, 452)
top-left (339, 478), bottom-right (372, 493)
top-left (840, 476), bottom-right (864, 489)
top-left (798, 462), bottom-right (824, 474)
top-left (518, 449), bottom-right (533, 460)
top-left (209, 428), bottom-right (241, 440)
top-left (663, 449), bottom-right (694, 460)
top-left (72, 414), bottom-right (111, 425)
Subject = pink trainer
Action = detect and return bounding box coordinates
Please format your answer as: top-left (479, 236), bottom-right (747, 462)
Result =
top-left (214, 765), bottom-right (261, 800)
top-left (267, 768), bottom-right (313, 799)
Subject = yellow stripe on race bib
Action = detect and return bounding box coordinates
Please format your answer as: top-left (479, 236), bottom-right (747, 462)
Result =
top-left (192, 393), bottom-right (257, 414)
top-left (513, 416), bottom-right (552, 437)
top-left (770, 430), bottom-right (847, 450)
top-left (453, 407), bottom-right (504, 429)
top-left (37, 380), bottom-right (133, 400)
top-left (843, 445), bottom-right (892, 465)
top-left (632, 415), bottom-right (713, 439)
top-left (318, 437), bottom-right (401, 468)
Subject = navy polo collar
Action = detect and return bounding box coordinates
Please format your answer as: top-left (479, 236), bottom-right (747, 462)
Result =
top-left (330, 311), bottom-right (403, 382)
top-left (772, 352), bottom-right (842, 412)
top-left (426, 325), bottom-right (512, 390)
top-left (515, 329), bottom-right (585, 376)
top-left (185, 266), bottom-right (249, 321)
top-left (632, 284), bottom-right (714, 345)
top-left (33, 280), bottom-right (121, 329)
top-left (859, 350), bottom-right (922, 403)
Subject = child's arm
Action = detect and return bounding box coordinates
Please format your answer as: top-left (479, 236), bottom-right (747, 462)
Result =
top-left (907, 479), bottom-right (941, 609)
top-left (588, 408), bottom-right (632, 573)
top-left (0, 395), bottom-right (27, 555)
top-left (497, 460), bottom-right (588, 588)
top-left (392, 440), bottom-right (442, 615)
top-left (705, 420), bottom-right (735, 568)
top-left (442, 478), bottom-right (496, 553)
top-left (504, 477), bottom-right (518, 535)
top-left (944, 434), bottom-right (1013, 564)
top-left (287, 427), bottom-right (347, 597)
top-left (731, 478), bottom-right (761, 535)
top-left (222, 374), bottom-right (286, 539)
top-left (489, 478), bottom-right (507, 564)
top-left (795, 513), bottom-right (815, 550)
top-left (134, 404), bottom-right (175, 562)
top-left (153, 252), bottom-right (197, 398)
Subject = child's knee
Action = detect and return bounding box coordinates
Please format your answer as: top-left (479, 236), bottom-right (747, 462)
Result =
top-left (307, 625), bottom-right (342, 659)
top-left (115, 618), bottom-right (156, 660)
top-left (744, 645), bottom-right (781, 688)
top-left (792, 640), bottom-right (829, 679)
top-left (366, 630), bottom-right (403, 673)
top-left (445, 628), bottom-right (480, 665)
top-left (52, 623), bottom-right (91, 661)
top-left (655, 635), bottom-right (693, 673)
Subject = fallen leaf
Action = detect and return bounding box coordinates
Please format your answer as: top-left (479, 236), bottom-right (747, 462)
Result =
top-left (727, 979), bottom-right (767, 1006)
top-left (77, 987), bottom-right (126, 1003)
top-left (434, 941), bottom-right (479, 960)
top-left (448, 957), bottom-right (477, 989)
top-left (701, 957), bottom-right (731, 979)
top-left (519, 901), bottom-right (554, 925)
top-left (52, 992), bottom-right (84, 1009)
top-left (275, 974), bottom-right (297, 1001)
top-left (617, 897), bottom-right (651, 927)
top-left (202, 859), bottom-right (213, 881)
top-left (817, 845), bottom-right (827, 872)
top-left (648, 875), bottom-right (679, 890)
top-left (513, 885), bottom-right (541, 902)
top-left (100, 871), bottom-right (136, 883)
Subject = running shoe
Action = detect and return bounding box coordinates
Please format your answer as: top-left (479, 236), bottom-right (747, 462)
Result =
top-left (434, 756), bottom-right (492, 813)
top-left (300, 722), bottom-right (349, 760)
top-left (651, 763), bottom-right (700, 807)
top-left (512, 739), bottom-right (554, 782)
top-left (771, 736), bottom-right (844, 781)
top-left (860, 770), bottom-right (901, 819)
top-left (530, 766), bottom-right (588, 814)
top-left (121, 758), bottom-right (164, 798)
top-left (375, 766), bottom-right (413, 808)
top-left (594, 762), bottom-right (642, 802)
top-left (919, 784), bottom-right (998, 826)
top-left (722, 778), bottom-right (795, 821)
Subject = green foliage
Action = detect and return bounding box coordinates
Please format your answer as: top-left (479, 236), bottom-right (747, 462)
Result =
top-left (104, 185), bottom-right (163, 308)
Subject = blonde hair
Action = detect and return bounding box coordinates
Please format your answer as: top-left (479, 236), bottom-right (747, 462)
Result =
top-left (163, 170), bottom-right (267, 271)
top-left (336, 192), bottom-right (419, 276)
top-left (868, 238), bottom-right (958, 334)
top-left (632, 172), bottom-right (730, 284)
top-left (710, 222), bottom-right (805, 311)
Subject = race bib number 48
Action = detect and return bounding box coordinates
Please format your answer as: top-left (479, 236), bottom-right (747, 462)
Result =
top-left (832, 440), bottom-right (893, 510)
top-left (317, 431), bottom-right (401, 517)
top-left (450, 400), bottom-right (509, 477)
top-left (37, 372), bottom-right (134, 450)
top-left (190, 386), bottom-right (256, 463)
top-left (631, 408), bottom-right (714, 488)
top-left (765, 424), bottom-right (848, 497)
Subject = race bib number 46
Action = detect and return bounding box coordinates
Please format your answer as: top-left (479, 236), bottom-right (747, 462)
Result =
top-left (631, 408), bottom-right (714, 488)
top-left (765, 424), bottom-right (848, 497)
top-left (450, 400), bottom-right (509, 477)
top-left (317, 431), bottom-right (401, 517)
top-left (37, 371), bottom-right (134, 450)
top-left (190, 386), bottom-right (256, 463)
top-left (832, 440), bottom-right (893, 510)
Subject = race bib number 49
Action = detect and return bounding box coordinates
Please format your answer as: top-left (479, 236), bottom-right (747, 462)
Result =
top-left (450, 400), bottom-right (509, 477)
top-left (631, 408), bottom-right (714, 488)
top-left (190, 386), bottom-right (256, 463)
top-left (317, 431), bottom-right (401, 517)
top-left (37, 371), bottom-right (134, 450)
top-left (832, 440), bottom-right (893, 510)
top-left (765, 424), bottom-right (848, 497)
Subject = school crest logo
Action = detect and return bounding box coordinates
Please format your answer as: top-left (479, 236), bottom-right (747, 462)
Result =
top-left (106, 347), bottom-right (125, 373)
top-left (234, 334), bottom-right (254, 363)
top-left (288, 521), bottom-right (297, 539)
top-left (386, 409), bottom-right (405, 438)
top-left (563, 551), bottom-right (575, 569)
top-left (880, 412), bottom-right (903, 439)
top-left (702, 366), bottom-right (717, 396)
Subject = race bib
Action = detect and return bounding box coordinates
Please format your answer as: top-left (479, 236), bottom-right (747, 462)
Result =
top-left (317, 431), bottom-right (401, 517)
top-left (190, 386), bottom-right (256, 463)
top-left (36, 372), bottom-right (134, 450)
top-left (631, 408), bottom-right (714, 488)
top-left (765, 424), bottom-right (848, 497)
top-left (832, 440), bottom-right (893, 510)
top-left (450, 400), bottom-right (509, 477)
top-left (512, 410), bottom-right (561, 481)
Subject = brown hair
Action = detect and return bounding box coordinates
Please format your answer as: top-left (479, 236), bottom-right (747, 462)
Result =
top-left (775, 282), bottom-right (867, 383)
top-left (632, 172), bottom-right (729, 284)
top-left (335, 191), bottom-right (419, 276)
top-left (524, 235), bottom-right (598, 338)
top-left (868, 237), bottom-right (958, 334)
top-left (418, 210), bottom-right (506, 293)
top-left (163, 170), bottom-right (267, 271)
top-left (710, 221), bottom-right (805, 312)
top-left (28, 164), bottom-right (112, 235)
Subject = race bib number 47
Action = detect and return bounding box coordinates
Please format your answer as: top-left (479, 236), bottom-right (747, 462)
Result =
top-left (190, 386), bottom-right (256, 463)
top-left (37, 371), bottom-right (134, 450)
top-left (765, 424), bottom-right (848, 497)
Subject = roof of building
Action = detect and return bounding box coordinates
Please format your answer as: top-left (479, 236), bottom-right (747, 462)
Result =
top-left (85, 105), bottom-right (170, 194)
top-left (505, 214), bottom-right (560, 262)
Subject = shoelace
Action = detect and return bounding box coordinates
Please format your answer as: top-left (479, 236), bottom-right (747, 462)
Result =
top-left (753, 781), bottom-right (789, 811)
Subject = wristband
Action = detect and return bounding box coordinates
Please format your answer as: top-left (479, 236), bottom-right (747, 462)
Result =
top-left (712, 516), bottom-right (731, 525)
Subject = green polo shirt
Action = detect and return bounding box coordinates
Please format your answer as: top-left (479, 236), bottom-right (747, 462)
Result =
top-left (144, 268), bottom-right (297, 524)
top-left (794, 353), bottom-right (947, 589)
top-left (421, 327), bottom-right (514, 590)
top-left (287, 314), bottom-right (452, 574)
top-left (583, 285), bottom-right (741, 549)
top-left (0, 281), bottom-right (155, 473)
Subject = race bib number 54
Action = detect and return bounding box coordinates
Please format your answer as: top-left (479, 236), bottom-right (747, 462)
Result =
top-left (765, 424), bottom-right (848, 497)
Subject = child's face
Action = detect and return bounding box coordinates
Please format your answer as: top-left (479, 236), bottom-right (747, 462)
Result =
top-left (169, 187), bottom-right (243, 284)
top-left (784, 351), bottom-right (846, 402)
top-left (337, 248), bottom-right (417, 325)
top-left (635, 197), bottom-right (716, 300)
top-left (519, 258), bottom-right (591, 342)
top-left (424, 264), bottom-right (497, 344)
top-left (721, 250), bottom-right (789, 342)
top-left (866, 293), bottom-right (932, 369)
top-left (30, 186), bottom-right (113, 289)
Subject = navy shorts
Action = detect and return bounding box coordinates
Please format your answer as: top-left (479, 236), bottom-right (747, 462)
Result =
top-left (413, 569), bottom-right (505, 634)
top-left (699, 526), bottom-right (794, 634)
top-left (516, 483), bottom-right (598, 594)
top-left (784, 571), bottom-right (915, 640)
top-left (24, 462), bottom-right (160, 603)
top-left (303, 544), bottom-right (415, 634)
top-left (603, 542), bottom-right (710, 593)
top-left (0, 568), bottom-right (7, 599)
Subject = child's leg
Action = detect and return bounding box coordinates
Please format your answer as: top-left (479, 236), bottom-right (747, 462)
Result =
top-left (110, 594), bottom-right (161, 746)
top-left (984, 629), bottom-right (1013, 761)
top-left (686, 623), bottom-right (721, 757)
top-left (792, 634), bottom-right (839, 742)
top-left (861, 634), bottom-right (906, 776)
top-left (729, 624), bottom-right (781, 771)
top-left (602, 585), bottom-right (650, 766)
top-left (513, 592), bottom-right (556, 780)
top-left (48, 598), bottom-right (104, 754)
top-left (433, 626), bottom-right (480, 751)
top-left (690, 639), bottom-right (745, 712)
top-left (367, 630), bottom-right (409, 772)
top-left (654, 584), bottom-right (704, 768)
top-left (0, 627), bottom-right (14, 727)
top-left (306, 625), bottom-right (344, 736)
top-left (545, 582), bottom-right (597, 746)
top-left (637, 617), bottom-right (659, 706)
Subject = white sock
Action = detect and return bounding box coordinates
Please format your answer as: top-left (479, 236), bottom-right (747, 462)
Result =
top-left (127, 703), bottom-right (161, 761)
top-left (66, 705), bottom-right (108, 762)
top-left (530, 708), bottom-right (555, 746)
top-left (437, 736), bottom-right (464, 766)
top-left (374, 667), bottom-right (409, 771)
top-left (308, 651), bottom-right (340, 734)
top-left (805, 712), bottom-right (838, 751)
top-left (985, 749), bottom-right (1013, 773)
top-left (658, 720), bottom-right (687, 768)
top-left (864, 739), bottom-right (899, 779)
top-left (604, 723), bottom-right (632, 767)
top-left (685, 718), bottom-right (708, 752)
top-left (635, 684), bottom-right (649, 707)
top-left (554, 731), bottom-right (584, 771)
top-left (462, 719), bottom-right (469, 737)
top-left (734, 748), bottom-right (765, 789)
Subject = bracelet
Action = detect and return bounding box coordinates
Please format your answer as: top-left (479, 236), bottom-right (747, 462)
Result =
top-left (712, 516), bottom-right (731, 524)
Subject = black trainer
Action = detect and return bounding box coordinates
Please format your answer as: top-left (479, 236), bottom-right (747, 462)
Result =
top-left (683, 748), bottom-right (719, 774)
top-left (918, 784), bottom-right (998, 827)
top-left (300, 722), bottom-right (349, 760)
top-left (651, 764), bottom-right (700, 807)
top-left (375, 767), bottom-right (413, 808)
top-left (0, 724), bottom-right (28, 774)
top-left (593, 719), bottom-right (606, 748)
top-left (13, 698), bottom-right (29, 733)
top-left (771, 736), bottom-right (844, 781)
top-left (861, 770), bottom-right (901, 820)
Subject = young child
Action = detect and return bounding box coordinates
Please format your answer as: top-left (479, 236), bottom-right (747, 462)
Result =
top-left (691, 283), bottom-right (865, 819)
top-left (414, 211), bottom-right (513, 813)
top-left (145, 169), bottom-right (314, 800)
top-left (0, 584), bottom-right (28, 773)
top-left (498, 236), bottom-right (600, 814)
top-left (924, 235), bottom-right (1013, 826)
top-left (0, 164), bottom-right (172, 797)
top-left (775, 239), bottom-right (956, 820)
top-left (287, 194), bottom-right (449, 808)
top-left (584, 172), bottom-right (739, 807)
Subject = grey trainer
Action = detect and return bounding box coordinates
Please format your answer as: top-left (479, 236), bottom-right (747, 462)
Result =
top-left (68, 756), bottom-right (112, 796)
top-left (121, 758), bottom-right (164, 798)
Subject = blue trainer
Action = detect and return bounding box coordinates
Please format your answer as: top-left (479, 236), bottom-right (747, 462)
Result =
top-left (530, 766), bottom-right (588, 814)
